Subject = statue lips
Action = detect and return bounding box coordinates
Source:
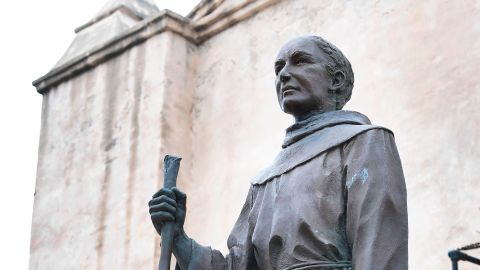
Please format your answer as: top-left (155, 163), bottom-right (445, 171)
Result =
top-left (282, 85), bottom-right (300, 98)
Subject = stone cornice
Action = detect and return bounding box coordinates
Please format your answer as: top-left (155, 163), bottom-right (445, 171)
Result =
top-left (33, 0), bottom-right (282, 94)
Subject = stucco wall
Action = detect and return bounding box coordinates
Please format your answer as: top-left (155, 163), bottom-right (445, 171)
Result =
top-left (187, 0), bottom-right (480, 269)
top-left (31, 32), bottom-right (196, 270)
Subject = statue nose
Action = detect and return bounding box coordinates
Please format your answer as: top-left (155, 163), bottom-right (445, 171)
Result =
top-left (280, 74), bottom-right (291, 83)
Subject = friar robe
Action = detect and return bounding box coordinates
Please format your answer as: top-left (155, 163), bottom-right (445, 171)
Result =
top-left (182, 110), bottom-right (408, 270)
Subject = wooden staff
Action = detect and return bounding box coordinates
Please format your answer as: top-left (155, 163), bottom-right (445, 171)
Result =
top-left (159, 155), bottom-right (182, 270)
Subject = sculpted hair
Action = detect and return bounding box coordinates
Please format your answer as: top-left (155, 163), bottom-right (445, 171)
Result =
top-left (309, 36), bottom-right (354, 110)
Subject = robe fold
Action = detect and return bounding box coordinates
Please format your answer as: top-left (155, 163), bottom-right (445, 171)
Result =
top-left (181, 110), bottom-right (408, 270)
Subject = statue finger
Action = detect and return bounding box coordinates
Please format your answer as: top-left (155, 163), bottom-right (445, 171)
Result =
top-left (152, 187), bottom-right (175, 199)
top-left (172, 187), bottom-right (187, 205)
top-left (171, 187), bottom-right (186, 199)
top-left (149, 202), bottom-right (176, 214)
top-left (148, 195), bottom-right (177, 207)
top-left (151, 212), bottom-right (174, 223)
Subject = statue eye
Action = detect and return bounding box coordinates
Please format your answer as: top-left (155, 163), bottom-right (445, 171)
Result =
top-left (294, 57), bottom-right (308, 65)
top-left (275, 63), bottom-right (285, 75)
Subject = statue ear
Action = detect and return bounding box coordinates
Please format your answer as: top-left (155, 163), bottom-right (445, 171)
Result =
top-left (330, 71), bottom-right (346, 91)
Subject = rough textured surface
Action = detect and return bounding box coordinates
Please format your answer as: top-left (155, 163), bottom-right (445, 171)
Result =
top-left (31, 32), bottom-right (196, 269)
top-left (31, 0), bottom-right (480, 269)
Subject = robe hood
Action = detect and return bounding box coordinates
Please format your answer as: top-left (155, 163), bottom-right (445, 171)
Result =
top-left (251, 110), bottom-right (391, 185)
top-left (282, 110), bottom-right (372, 148)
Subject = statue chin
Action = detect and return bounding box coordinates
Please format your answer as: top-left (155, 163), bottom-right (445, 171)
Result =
top-left (281, 100), bottom-right (334, 121)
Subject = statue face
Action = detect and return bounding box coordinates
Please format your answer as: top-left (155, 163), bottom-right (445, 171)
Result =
top-left (274, 36), bottom-right (336, 119)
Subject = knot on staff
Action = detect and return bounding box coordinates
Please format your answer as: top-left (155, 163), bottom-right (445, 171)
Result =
top-left (159, 155), bottom-right (182, 270)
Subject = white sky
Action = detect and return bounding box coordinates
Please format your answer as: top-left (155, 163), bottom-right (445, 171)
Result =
top-left (0, 1), bottom-right (199, 268)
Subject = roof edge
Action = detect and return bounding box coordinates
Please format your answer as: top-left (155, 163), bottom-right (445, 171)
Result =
top-left (33, 10), bottom-right (195, 94)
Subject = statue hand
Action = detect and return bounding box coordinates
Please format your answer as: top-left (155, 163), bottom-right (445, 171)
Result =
top-left (148, 187), bottom-right (187, 237)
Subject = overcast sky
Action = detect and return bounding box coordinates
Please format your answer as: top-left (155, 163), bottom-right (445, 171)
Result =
top-left (0, 1), bottom-right (199, 268)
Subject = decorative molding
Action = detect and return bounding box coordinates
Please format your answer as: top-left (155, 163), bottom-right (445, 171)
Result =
top-left (33, 0), bottom-right (282, 94)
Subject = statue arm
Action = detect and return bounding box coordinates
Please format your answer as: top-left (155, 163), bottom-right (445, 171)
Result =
top-left (174, 186), bottom-right (257, 270)
top-left (344, 129), bottom-right (408, 270)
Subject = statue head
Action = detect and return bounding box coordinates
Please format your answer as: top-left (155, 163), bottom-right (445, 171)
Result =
top-left (274, 35), bottom-right (354, 120)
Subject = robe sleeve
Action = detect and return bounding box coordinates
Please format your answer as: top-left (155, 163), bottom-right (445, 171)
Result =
top-left (344, 128), bottom-right (408, 270)
top-left (182, 186), bottom-right (257, 270)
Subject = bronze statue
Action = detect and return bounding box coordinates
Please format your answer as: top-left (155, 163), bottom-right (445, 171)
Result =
top-left (148, 35), bottom-right (408, 270)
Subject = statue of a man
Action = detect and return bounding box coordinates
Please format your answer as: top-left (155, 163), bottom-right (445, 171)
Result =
top-left (148, 35), bottom-right (408, 270)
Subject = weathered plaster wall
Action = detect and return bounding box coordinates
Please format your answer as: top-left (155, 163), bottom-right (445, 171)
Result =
top-left (188, 0), bottom-right (480, 269)
top-left (31, 32), bottom-right (196, 270)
